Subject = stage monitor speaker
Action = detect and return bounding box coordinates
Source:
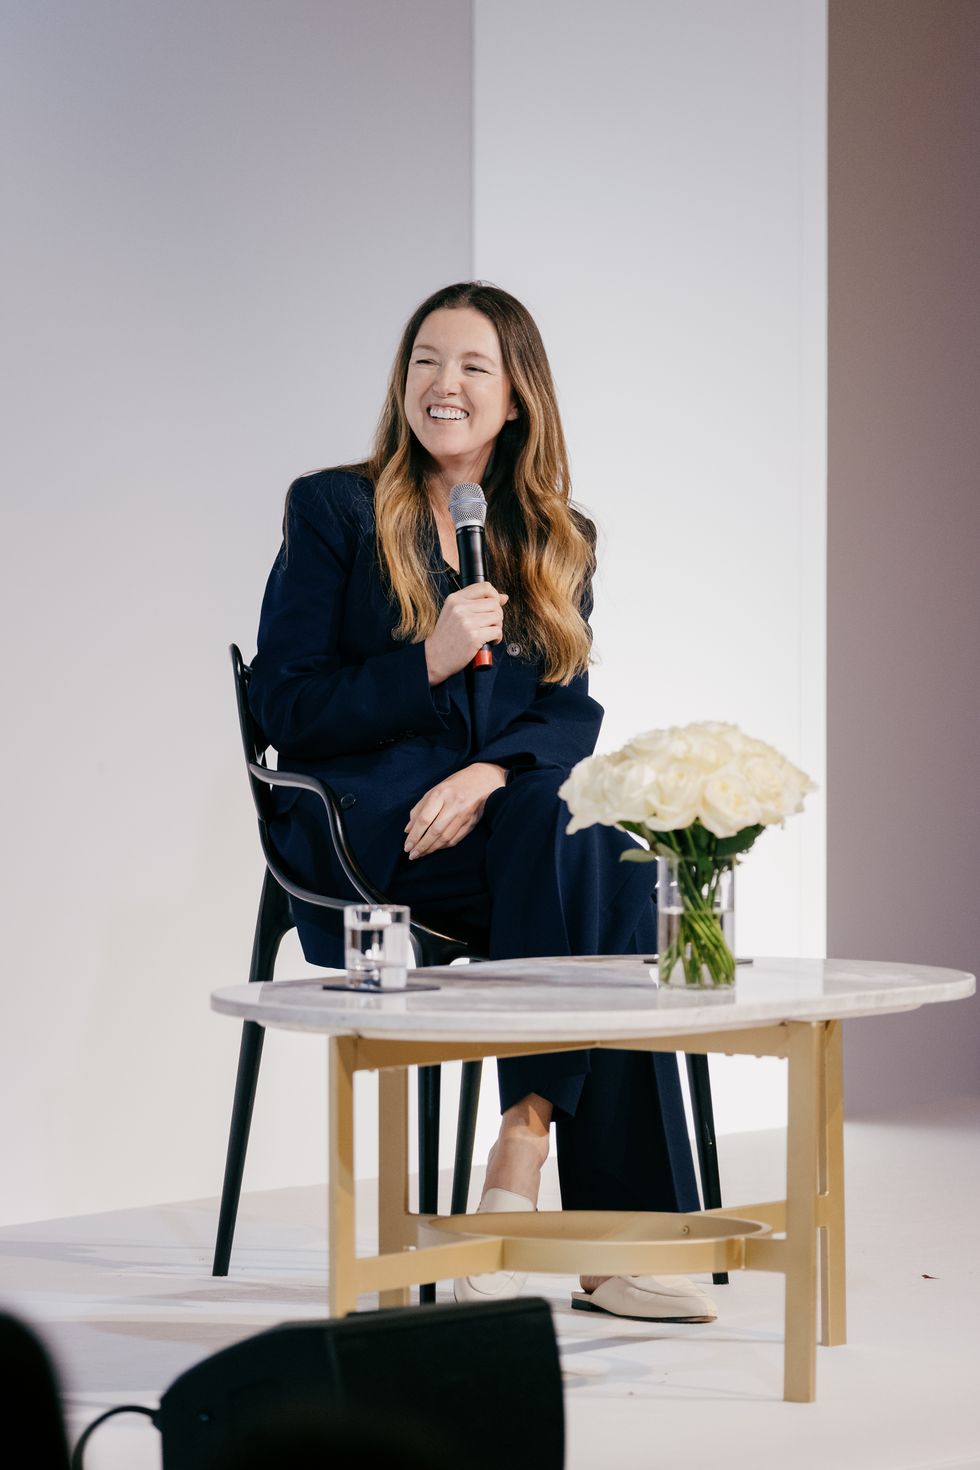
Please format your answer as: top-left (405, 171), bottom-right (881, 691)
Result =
top-left (158, 1298), bottom-right (564, 1470)
top-left (0, 1314), bottom-right (71, 1470)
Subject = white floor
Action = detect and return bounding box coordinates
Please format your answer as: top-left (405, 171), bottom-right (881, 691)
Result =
top-left (3, 1098), bottom-right (980, 1469)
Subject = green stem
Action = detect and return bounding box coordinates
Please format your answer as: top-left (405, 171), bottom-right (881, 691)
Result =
top-left (657, 844), bottom-right (735, 988)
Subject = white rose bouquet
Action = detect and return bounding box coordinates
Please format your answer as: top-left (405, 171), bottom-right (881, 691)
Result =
top-left (558, 722), bottom-right (816, 987)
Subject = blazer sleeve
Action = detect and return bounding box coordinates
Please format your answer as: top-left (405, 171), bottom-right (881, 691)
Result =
top-left (249, 475), bottom-right (451, 760)
top-left (471, 578), bottom-right (603, 775)
top-left (471, 673), bottom-right (603, 774)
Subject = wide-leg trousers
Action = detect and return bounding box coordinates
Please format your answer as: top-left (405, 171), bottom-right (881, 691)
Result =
top-left (386, 768), bottom-right (700, 1214)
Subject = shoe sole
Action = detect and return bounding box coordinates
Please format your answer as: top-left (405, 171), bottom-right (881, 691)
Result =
top-left (570, 1295), bottom-right (715, 1324)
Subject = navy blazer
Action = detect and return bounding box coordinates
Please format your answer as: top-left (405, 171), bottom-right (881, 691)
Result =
top-left (250, 469), bottom-right (604, 897)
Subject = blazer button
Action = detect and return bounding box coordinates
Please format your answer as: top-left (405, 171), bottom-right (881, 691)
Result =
top-left (506, 642), bottom-right (522, 657)
top-left (339, 793), bottom-right (356, 810)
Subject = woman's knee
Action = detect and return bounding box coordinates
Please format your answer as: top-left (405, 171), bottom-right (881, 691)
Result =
top-left (488, 766), bottom-right (568, 825)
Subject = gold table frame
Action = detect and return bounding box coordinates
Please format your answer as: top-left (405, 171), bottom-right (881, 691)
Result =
top-left (327, 1018), bottom-right (845, 1404)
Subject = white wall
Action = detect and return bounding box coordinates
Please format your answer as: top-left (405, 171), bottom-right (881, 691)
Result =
top-left (472, 0), bottom-right (827, 1138)
top-left (0, 0), bottom-right (473, 1225)
top-left (827, 0), bottom-right (980, 1111)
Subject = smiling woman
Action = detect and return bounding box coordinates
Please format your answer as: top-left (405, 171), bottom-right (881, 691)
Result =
top-left (248, 281), bottom-right (713, 1324)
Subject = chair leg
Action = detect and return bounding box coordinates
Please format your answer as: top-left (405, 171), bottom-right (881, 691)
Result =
top-left (686, 1053), bottom-right (729, 1286)
top-left (418, 1064), bottom-right (442, 1303)
top-left (450, 1060), bottom-right (483, 1215)
top-left (213, 872), bottom-right (292, 1277)
top-left (213, 1021), bottom-right (266, 1277)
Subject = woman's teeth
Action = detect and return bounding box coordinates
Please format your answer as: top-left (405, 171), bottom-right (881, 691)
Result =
top-left (428, 406), bottom-right (468, 420)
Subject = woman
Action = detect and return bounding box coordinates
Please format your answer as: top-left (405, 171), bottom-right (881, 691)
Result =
top-left (250, 282), bottom-right (715, 1322)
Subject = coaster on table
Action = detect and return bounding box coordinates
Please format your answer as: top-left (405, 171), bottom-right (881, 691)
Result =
top-left (320, 979), bottom-right (441, 993)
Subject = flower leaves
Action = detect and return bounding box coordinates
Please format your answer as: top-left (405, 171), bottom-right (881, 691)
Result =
top-left (714, 823), bottom-right (765, 859)
top-left (617, 817), bottom-right (765, 865)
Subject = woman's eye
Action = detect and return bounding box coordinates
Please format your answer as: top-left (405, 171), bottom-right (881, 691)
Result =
top-left (466, 365), bottom-right (488, 373)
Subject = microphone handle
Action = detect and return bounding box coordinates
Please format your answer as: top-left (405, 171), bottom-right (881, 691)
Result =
top-left (455, 525), bottom-right (493, 670)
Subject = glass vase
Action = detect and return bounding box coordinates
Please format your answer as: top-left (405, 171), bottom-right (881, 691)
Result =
top-left (656, 851), bottom-right (736, 988)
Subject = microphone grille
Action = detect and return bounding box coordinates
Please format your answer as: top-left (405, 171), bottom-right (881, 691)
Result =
top-left (448, 482), bottom-right (487, 530)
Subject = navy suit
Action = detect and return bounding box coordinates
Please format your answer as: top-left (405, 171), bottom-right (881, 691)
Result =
top-left (250, 469), bottom-right (698, 1213)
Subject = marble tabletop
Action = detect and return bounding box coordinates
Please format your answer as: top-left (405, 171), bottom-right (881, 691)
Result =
top-left (210, 957), bottom-right (975, 1043)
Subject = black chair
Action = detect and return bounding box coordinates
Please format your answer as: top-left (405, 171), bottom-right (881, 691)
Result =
top-left (214, 646), bottom-right (484, 1301)
top-left (217, 646), bottom-right (728, 1289)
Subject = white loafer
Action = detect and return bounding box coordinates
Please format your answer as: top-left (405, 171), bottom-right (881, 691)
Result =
top-left (453, 1188), bottom-right (534, 1303)
top-left (570, 1275), bottom-right (717, 1323)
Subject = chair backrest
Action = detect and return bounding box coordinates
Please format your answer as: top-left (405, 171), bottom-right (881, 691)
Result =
top-left (229, 644), bottom-right (377, 915)
top-left (230, 643), bottom-right (278, 829)
top-left (229, 644), bottom-right (480, 961)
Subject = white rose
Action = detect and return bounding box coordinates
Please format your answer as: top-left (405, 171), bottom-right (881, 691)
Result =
top-left (641, 761), bottom-right (702, 832)
top-left (559, 755), bottom-right (627, 832)
top-left (775, 755), bottom-right (817, 816)
top-left (735, 750), bottom-right (812, 824)
top-left (623, 726), bottom-right (676, 763)
top-left (606, 759), bottom-right (664, 822)
top-left (734, 753), bottom-right (786, 823)
top-left (695, 720), bottom-right (746, 752)
top-left (680, 725), bottom-right (737, 774)
top-left (697, 765), bottom-right (763, 838)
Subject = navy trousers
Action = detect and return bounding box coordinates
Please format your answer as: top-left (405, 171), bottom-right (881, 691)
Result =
top-left (384, 768), bottom-right (700, 1214)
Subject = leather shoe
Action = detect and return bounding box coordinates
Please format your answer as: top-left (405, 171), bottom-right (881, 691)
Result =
top-left (453, 1188), bottom-right (534, 1303)
top-left (571, 1275), bottom-right (716, 1322)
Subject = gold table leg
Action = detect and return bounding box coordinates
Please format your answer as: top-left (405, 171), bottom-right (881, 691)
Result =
top-left (819, 1019), bottom-right (847, 1346)
top-left (783, 1022), bottom-right (821, 1402)
top-left (328, 1036), bottom-right (358, 1318)
top-left (378, 1066), bottom-right (411, 1307)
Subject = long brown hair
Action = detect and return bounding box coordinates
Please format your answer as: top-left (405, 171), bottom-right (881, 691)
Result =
top-left (364, 282), bottom-right (595, 685)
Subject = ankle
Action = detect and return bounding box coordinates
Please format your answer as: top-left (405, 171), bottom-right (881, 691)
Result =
top-left (482, 1131), bottom-right (549, 1205)
top-left (494, 1123), bottom-right (550, 1159)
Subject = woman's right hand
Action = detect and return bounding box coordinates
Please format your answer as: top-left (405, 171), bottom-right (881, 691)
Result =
top-left (424, 583), bottom-right (509, 686)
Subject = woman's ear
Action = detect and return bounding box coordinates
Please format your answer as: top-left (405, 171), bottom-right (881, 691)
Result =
top-left (506, 397), bottom-right (520, 422)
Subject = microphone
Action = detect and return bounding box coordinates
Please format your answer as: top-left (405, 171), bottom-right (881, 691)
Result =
top-left (448, 481), bottom-right (493, 670)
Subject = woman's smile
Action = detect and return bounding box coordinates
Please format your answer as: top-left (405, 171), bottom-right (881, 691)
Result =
top-left (427, 403), bottom-right (469, 421)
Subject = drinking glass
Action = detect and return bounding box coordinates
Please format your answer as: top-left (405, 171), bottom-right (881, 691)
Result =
top-left (343, 904), bottom-right (411, 989)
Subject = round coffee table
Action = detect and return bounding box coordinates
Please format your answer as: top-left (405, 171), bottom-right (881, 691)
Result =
top-left (212, 956), bottom-right (974, 1402)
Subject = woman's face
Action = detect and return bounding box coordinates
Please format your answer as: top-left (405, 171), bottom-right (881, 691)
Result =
top-left (405, 307), bottom-right (518, 483)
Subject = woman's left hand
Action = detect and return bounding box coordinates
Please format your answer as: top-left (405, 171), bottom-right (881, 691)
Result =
top-left (404, 763), bottom-right (508, 859)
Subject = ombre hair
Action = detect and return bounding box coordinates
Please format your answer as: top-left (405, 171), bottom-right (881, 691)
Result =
top-left (357, 282), bottom-right (596, 685)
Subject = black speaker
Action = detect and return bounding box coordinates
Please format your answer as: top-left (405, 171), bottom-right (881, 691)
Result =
top-left (0, 1314), bottom-right (70, 1470)
top-left (158, 1298), bottom-right (564, 1470)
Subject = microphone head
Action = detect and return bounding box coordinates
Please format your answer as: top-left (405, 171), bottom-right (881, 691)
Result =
top-left (448, 482), bottom-right (487, 530)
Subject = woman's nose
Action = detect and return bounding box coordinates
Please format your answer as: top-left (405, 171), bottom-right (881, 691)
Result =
top-left (433, 362), bottom-right (461, 395)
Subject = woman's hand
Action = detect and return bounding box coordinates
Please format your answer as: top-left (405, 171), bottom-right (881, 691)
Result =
top-left (424, 584), bottom-right (509, 686)
top-left (404, 762), bottom-right (508, 859)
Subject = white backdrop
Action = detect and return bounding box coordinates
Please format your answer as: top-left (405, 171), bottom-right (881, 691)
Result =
top-left (1, 0), bottom-right (826, 1225)
top-left (0, 0), bottom-right (473, 1225)
top-left (471, 0), bottom-right (827, 1152)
